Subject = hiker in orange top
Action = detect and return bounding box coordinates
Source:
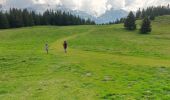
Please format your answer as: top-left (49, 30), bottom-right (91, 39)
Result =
top-left (63, 40), bottom-right (68, 53)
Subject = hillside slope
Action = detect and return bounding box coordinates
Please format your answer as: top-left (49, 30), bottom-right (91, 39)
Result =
top-left (0, 16), bottom-right (170, 99)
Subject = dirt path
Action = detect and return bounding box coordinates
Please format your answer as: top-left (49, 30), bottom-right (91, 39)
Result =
top-left (51, 30), bottom-right (170, 67)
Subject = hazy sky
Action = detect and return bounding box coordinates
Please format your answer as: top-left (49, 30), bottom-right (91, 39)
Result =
top-left (0, 0), bottom-right (170, 16)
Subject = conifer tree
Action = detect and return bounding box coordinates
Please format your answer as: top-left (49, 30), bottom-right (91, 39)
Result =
top-left (149, 13), bottom-right (155, 20)
top-left (124, 11), bottom-right (136, 30)
top-left (15, 9), bottom-right (24, 27)
top-left (141, 9), bottom-right (146, 18)
top-left (0, 12), bottom-right (9, 29)
top-left (140, 17), bottom-right (152, 34)
top-left (136, 9), bottom-right (141, 19)
top-left (22, 9), bottom-right (30, 26)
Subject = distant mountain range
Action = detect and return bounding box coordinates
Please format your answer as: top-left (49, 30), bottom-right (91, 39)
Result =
top-left (93, 9), bottom-right (128, 24)
top-left (1, 4), bottom-right (128, 24)
top-left (69, 8), bottom-right (128, 24)
top-left (26, 4), bottom-right (129, 24)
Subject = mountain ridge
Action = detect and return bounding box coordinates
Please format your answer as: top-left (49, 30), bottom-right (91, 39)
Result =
top-left (0, 4), bottom-right (128, 24)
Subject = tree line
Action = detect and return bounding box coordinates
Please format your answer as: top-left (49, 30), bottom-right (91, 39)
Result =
top-left (124, 4), bottom-right (170, 34)
top-left (0, 8), bottom-right (95, 29)
top-left (109, 4), bottom-right (170, 25)
top-left (124, 11), bottom-right (151, 34)
top-left (136, 4), bottom-right (170, 20)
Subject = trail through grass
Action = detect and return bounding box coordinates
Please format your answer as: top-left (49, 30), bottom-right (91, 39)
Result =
top-left (51, 28), bottom-right (170, 67)
top-left (0, 16), bottom-right (170, 99)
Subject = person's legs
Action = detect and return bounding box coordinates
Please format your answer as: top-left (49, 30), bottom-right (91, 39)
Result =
top-left (46, 49), bottom-right (48, 54)
top-left (64, 48), bottom-right (67, 53)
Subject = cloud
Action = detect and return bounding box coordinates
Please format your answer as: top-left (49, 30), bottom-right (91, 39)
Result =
top-left (5, 0), bottom-right (34, 8)
top-left (123, 0), bottom-right (170, 11)
top-left (33, 0), bottom-right (61, 5)
top-left (76, 0), bottom-right (108, 16)
top-left (0, 0), bottom-right (170, 16)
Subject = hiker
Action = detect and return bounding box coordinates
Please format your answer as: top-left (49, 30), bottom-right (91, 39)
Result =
top-left (45, 43), bottom-right (49, 54)
top-left (63, 40), bottom-right (68, 53)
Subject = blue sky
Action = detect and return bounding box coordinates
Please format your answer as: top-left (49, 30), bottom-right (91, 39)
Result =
top-left (0, 0), bottom-right (170, 16)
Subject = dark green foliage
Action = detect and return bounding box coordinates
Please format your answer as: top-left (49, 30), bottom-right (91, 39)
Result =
top-left (140, 17), bottom-right (152, 34)
top-left (100, 17), bottom-right (126, 25)
top-left (141, 9), bottom-right (146, 19)
top-left (42, 10), bottom-right (50, 25)
top-left (0, 8), bottom-right (95, 29)
top-left (32, 12), bottom-right (41, 25)
top-left (22, 9), bottom-right (34, 26)
top-left (113, 18), bottom-right (126, 24)
top-left (124, 11), bottom-right (136, 30)
top-left (136, 9), bottom-right (142, 19)
top-left (150, 13), bottom-right (155, 20)
top-left (0, 12), bottom-right (9, 29)
top-left (8, 8), bottom-right (24, 28)
top-left (22, 9), bottom-right (30, 26)
top-left (136, 4), bottom-right (170, 20)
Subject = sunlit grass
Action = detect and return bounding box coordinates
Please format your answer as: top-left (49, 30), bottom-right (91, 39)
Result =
top-left (0, 16), bottom-right (170, 99)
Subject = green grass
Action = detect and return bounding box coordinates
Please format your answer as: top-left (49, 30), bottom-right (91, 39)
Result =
top-left (0, 16), bottom-right (170, 100)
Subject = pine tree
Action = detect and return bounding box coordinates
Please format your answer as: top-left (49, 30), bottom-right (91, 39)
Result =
top-left (141, 9), bottom-right (146, 18)
top-left (31, 11), bottom-right (39, 25)
top-left (0, 12), bottom-right (9, 29)
top-left (136, 9), bottom-right (141, 19)
top-left (9, 8), bottom-right (23, 28)
top-left (28, 12), bottom-right (34, 26)
top-left (149, 13), bottom-right (155, 20)
top-left (22, 9), bottom-right (30, 26)
top-left (42, 10), bottom-right (50, 25)
top-left (15, 9), bottom-right (24, 27)
top-left (124, 11), bottom-right (136, 30)
top-left (140, 17), bottom-right (152, 34)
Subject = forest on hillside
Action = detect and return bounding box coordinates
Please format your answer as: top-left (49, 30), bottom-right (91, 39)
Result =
top-left (0, 8), bottom-right (95, 29)
top-left (112, 4), bottom-right (170, 24)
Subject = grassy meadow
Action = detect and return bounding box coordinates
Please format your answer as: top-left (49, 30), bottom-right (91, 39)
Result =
top-left (0, 16), bottom-right (170, 99)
